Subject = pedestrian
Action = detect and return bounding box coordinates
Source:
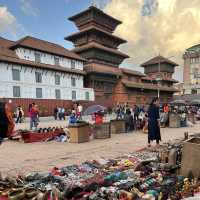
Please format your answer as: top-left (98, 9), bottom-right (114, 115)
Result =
top-left (77, 103), bottom-right (83, 120)
top-left (0, 102), bottom-right (15, 144)
top-left (61, 107), bottom-right (65, 120)
top-left (30, 103), bottom-right (39, 130)
top-left (0, 102), bottom-right (9, 144)
top-left (58, 107), bottom-right (62, 120)
top-left (54, 106), bottom-right (58, 120)
top-left (16, 106), bottom-right (24, 123)
top-left (124, 110), bottom-right (134, 133)
top-left (116, 104), bottom-right (123, 120)
top-left (147, 97), bottom-right (161, 147)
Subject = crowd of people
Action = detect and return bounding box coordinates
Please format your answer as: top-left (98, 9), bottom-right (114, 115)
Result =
top-left (1, 98), bottom-right (200, 147)
top-left (115, 103), bottom-right (147, 133)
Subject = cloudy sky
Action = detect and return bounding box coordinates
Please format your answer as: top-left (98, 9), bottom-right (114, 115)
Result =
top-left (1, 0), bottom-right (200, 81)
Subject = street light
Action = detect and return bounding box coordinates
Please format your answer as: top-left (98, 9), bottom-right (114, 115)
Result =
top-left (156, 55), bottom-right (175, 98)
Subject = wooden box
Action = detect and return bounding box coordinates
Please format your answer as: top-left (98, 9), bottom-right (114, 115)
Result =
top-left (110, 119), bottom-right (125, 134)
top-left (68, 122), bottom-right (89, 143)
top-left (93, 122), bottom-right (111, 139)
top-left (181, 138), bottom-right (200, 178)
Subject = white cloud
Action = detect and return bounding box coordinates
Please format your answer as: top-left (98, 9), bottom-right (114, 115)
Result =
top-left (20, 0), bottom-right (39, 17)
top-left (0, 6), bottom-right (27, 39)
top-left (103, 0), bottom-right (200, 81)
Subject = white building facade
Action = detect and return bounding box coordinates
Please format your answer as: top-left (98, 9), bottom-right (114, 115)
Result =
top-left (0, 36), bottom-right (94, 103)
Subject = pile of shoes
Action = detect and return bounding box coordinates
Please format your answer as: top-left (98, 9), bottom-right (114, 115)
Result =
top-left (1, 142), bottom-right (200, 199)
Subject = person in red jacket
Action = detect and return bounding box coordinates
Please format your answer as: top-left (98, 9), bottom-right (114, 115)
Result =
top-left (30, 103), bottom-right (39, 130)
top-left (94, 111), bottom-right (103, 124)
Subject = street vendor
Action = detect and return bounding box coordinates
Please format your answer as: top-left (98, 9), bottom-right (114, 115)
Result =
top-left (0, 102), bottom-right (15, 144)
top-left (147, 97), bottom-right (161, 147)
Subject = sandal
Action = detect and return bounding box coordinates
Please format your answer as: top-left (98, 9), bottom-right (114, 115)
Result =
top-left (8, 189), bottom-right (25, 200)
top-left (25, 187), bottom-right (38, 198)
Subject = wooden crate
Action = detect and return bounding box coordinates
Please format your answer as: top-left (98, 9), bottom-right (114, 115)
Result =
top-left (68, 123), bottom-right (90, 143)
top-left (181, 138), bottom-right (200, 178)
top-left (93, 122), bottom-right (111, 139)
top-left (110, 120), bottom-right (125, 134)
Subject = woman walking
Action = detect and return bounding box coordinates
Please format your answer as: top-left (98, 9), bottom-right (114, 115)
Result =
top-left (148, 97), bottom-right (161, 147)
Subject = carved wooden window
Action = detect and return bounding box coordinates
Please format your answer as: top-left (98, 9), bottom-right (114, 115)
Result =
top-left (54, 57), bottom-right (60, 66)
top-left (55, 75), bottom-right (60, 85)
top-left (13, 86), bottom-right (20, 97)
top-left (35, 52), bottom-right (41, 63)
top-left (12, 69), bottom-right (20, 81)
top-left (72, 90), bottom-right (76, 100)
top-left (85, 91), bottom-right (89, 101)
top-left (55, 89), bottom-right (61, 99)
top-left (36, 88), bottom-right (42, 98)
top-left (35, 72), bottom-right (42, 83)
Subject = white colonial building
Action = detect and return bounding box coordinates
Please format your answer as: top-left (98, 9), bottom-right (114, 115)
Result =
top-left (0, 36), bottom-right (94, 102)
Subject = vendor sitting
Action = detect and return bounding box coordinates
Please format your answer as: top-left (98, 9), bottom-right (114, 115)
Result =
top-left (69, 112), bottom-right (78, 124)
top-left (94, 111), bottom-right (103, 124)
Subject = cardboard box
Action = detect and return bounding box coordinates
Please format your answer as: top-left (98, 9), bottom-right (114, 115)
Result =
top-left (68, 123), bottom-right (90, 143)
top-left (181, 137), bottom-right (200, 178)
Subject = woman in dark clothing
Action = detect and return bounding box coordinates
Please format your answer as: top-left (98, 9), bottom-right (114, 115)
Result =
top-left (148, 97), bottom-right (161, 147)
top-left (0, 102), bottom-right (9, 144)
top-left (125, 110), bottom-right (134, 132)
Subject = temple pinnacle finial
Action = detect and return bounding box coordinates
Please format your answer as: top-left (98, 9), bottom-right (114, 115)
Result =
top-left (91, 0), bottom-right (97, 7)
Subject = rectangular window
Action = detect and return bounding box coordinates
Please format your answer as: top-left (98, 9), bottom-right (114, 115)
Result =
top-left (55, 89), bottom-right (61, 99)
top-left (85, 91), bottom-right (89, 101)
top-left (54, 57), bottom-right (59, 66)
top-left (72, 90), bottom-right (76, 100)
top-left (71, 77), bottom-right (76, 87)
top-left (13, 86), bottom-right (20, 97)
top-left (12, 69), bottom-right (20, 81)
top-left (35, 72), bottom-right (42, 83)
top-left (55, 75), bottom-right (60, 85)
top-left (35, 52), bottom-right (41, 63)
top-left (71, 60), bottom-right (76, 69)
top-left (36, 88), bottom-right (42, 98)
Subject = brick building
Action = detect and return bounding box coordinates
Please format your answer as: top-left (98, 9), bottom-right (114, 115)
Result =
top-left (183, 44), bottom-right (200, 94)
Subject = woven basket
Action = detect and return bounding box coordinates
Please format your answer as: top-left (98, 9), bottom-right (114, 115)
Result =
top-left (93, 122), bottom-right (111, 139)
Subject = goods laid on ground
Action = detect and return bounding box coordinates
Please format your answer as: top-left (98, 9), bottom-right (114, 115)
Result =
top-left (1, 135), bottom-right (200, 200)
top-left (19, 128), bottom-right (66, 143)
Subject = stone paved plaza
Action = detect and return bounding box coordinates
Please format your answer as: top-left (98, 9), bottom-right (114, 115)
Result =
top-left (0, 117), bottom-right (200, 176)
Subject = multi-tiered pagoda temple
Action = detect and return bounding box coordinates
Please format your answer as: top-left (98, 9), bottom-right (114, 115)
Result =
top-left (65, 6), bottom-right (129, 105)
top-left (66, 6), bottom-right (179, 107)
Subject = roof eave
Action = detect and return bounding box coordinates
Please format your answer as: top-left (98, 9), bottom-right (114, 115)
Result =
top-left (10, 44), bottom-right (86, 62)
